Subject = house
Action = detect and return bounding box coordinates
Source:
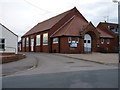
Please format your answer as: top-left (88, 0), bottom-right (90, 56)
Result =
top-left (18, 40), bottom-right (22, 52)
top-left (20, 7), bottom-right (118, 53)
top-left (97, 22), bottom-right (118, 53)
top-left (0, 23), bottom-right (18, 55)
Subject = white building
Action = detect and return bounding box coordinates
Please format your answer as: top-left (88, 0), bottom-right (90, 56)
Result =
top-left (0, 23), bottom-right (18, 54)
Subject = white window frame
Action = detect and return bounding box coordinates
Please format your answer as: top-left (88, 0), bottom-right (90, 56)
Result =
top-left (22, 38), bottom-right (25, 47)
top-left (101, 38), bottom-right (104, 44)
top-left (53, 38), bottom-right (58, 44)
top-left (26, 37), bottom-right (29, 47)
top-left (68, 37), bottom-right (72, 43)
top-left (36, 35), bottom-right (41, 46)
top-left (76, 37), bottom-right (79, 43)
top-left (0, 38), bottom-right (5, 51)
top-left (107, 39), bottom-right (110, 44)
top-left (43, 33), bottom-right (48, 45)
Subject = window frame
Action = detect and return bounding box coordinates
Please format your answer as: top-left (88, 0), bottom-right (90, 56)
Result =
top-left (101, 38), bottom-right (104, 44)
top-left (43, 33), bottom-right (48, 45)
top-left (68, 37), bottom-right (72, 43)
top-left (26, 37), bottom-right (29, 47)
top-left (0, 38), bottom-right (5, 51)
top-left (76, 37), bottom-right (79, 43)
top-left (107, 39), bottom-right (110, 44)
top-left (22, 38), bottom-right (25, 47)
top-left (36, 35), bottom-right (41, 46)
top-left (53, 38), bottom-right (59, 44)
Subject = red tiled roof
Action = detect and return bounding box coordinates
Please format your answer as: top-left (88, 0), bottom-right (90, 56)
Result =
top-left (23, 8), bottom-right (73, 37)
top-left (100, 22), bottom-right (118, 27)
top-left (52, 16), bottom-right (88, 37)
top-left (96, 28), bottom-right (114, 38)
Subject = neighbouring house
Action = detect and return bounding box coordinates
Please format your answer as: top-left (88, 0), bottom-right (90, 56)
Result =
top-left (20, 7), bottom-right (118, 54)
top-left (0, 23), bottom-right (18, 55)
top-left (97, 22), bottom-right (118, 53)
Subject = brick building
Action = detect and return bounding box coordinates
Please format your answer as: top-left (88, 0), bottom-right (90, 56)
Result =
top-left (20, 7), bottom-right (118, 53)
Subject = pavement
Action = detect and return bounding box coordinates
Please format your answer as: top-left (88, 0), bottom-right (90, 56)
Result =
top-left (57, 53), bottom-right (119, 64)
top-left (3, 52), bottom-right (118, 77)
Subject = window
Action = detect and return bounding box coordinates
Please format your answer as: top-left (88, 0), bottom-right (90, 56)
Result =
top-left (101, 38), bottom-right (104, 44)
top-left (43, 33), bottom-right (48, 45)
top-left (36, 35), bottom-right (41, 46)
top-left (84, 40), bottom-right (86, 43)
top-left (68, 37), bottom-right (72, 43)
top-left (26, 37), bottom-right (29, 47)
top-left (53, 38), bottom-right (58, 44)
top-left (22, 38), bottom-right (25, 47)
top-left (88, 40), bottom-right (91, 43)
top-left (0, 38), bottom-right (5, 50)
top-left (107, 39), bottom-right (110, 44)
top-left (76, 37), bottom-right (79, 43)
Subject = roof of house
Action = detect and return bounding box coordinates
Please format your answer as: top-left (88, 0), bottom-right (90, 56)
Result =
top-left (96, 28), bottom-right (114, 38)
top-left (0, 23), bottom-right (18, 37)
top-left (23, 8), bottom-right (72, 37)
top-left (100, 22), bottom-right (118, 28)
top-left (23, 7), bottom-right (88, 37)
top-left (52, 15), bottom-right (88, 37)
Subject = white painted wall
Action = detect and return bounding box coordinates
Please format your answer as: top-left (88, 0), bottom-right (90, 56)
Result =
top-left (0, 24), bottom-right (18, 54)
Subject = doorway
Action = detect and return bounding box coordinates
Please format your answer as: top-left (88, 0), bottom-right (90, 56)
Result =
top-left (84, 34), bottom-right (92, 53)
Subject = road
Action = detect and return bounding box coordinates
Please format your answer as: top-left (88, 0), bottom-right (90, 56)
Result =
top-left (3, 69), bottom-right (118, 88)
top-left (2, 52), bottom-right (119, 88)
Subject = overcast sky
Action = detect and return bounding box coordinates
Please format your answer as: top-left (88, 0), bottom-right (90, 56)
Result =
top-left (0, 0), bottom-right (118, 40)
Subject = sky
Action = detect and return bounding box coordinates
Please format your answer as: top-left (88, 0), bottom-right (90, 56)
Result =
top-left (0, 0), bottom-right (118, 40)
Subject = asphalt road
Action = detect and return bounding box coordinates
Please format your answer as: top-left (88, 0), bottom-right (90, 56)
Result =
top-left (3, 52), bottom-right (117, 77)
top-left (3, 69), bottom-right (118, 88)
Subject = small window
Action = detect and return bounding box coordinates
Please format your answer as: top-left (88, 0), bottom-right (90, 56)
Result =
top-left (88, 40), bottom-right (91, 43)
top-left (22, 38), bottom-right (25, 47)
top-left (84, 40), bottom-right (86, 43)
top-left (53, 38), bottom-right (58, 44)
top-left (107, 39), bottom-right (110, 44)
top-left (43, 33), bottom-right (48, 45)
top-left (36, 35), bottom-right (41, 46)
top-left (68, 37), bottom-right (72, 43)
top-left (26, 37), bottom-right (29, 47)
top-left (0, 38), bottom-right (5, 50)
top-left (101, 38), bottom-right (104, 44)
top-left (76, 37), bottom-right (79, 43)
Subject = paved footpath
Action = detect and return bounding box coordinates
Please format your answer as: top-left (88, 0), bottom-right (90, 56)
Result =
top-left (58, 53), bottom-right (119, 64)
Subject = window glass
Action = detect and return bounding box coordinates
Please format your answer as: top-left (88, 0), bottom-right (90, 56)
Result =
top-left (88, 40), bottom-right (91, 43)
top-left (84, 40), bottom-right (86, 43)
top-left (22, 38), bottom-right (25, 47)
top-left (107, 39), bottom-right (110, 44)
top-left (76, 37), bottom-right (79, 43)
top-left (0, 38), bottom-right (5, 50)
top-left (43, 33), bottom-right (48, 45)
top-left (26, 37), bottom-right (29, 46)
top-left (101, 38), bottom-right (104, 44)
top-left (53, 38), bottom-right (58, 44)
top-left (68, 37), bottom-right (72, 43)
top-left (36, 35), bottom-right (40, 46)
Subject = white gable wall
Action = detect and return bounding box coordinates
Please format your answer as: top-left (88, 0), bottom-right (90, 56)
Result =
top-left (0, 24), bottom-right (18, 54)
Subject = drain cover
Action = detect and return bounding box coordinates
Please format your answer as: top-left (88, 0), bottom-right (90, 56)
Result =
top-left (67, 62), bottom-right (75, 63)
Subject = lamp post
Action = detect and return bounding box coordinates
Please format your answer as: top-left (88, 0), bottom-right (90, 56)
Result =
top-left (112, 0), bottom-right (120, 63)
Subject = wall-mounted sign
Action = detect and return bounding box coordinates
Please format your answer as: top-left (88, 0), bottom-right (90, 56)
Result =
top-left (70, 41), bottom-right (77, 47)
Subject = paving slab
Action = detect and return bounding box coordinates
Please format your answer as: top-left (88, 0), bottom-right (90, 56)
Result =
top-left (57, 53), bottom-right (119, 64)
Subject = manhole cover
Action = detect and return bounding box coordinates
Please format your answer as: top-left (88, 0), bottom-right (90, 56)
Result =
top-left (66, 62), bottom-right (75, 63)
top-left (71, 65), bottom-right (93, 67)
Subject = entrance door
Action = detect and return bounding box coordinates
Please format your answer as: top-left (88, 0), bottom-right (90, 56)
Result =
top-left (84, 34), bottom-right (92, 53)
top-left (31, 39), bottom-right (34, 52)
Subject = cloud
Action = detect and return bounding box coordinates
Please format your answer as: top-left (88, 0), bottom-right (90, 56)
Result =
top-left (0, 0), bottom-right (118, 40)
